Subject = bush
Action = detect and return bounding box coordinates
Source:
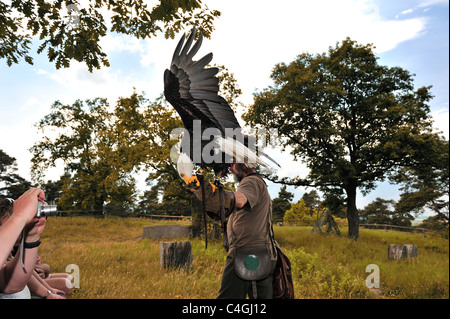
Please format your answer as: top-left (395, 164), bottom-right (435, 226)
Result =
top-left (288, 248), bottom-right (368, 298)
top-left (283, 199), bottom-right (319, 225)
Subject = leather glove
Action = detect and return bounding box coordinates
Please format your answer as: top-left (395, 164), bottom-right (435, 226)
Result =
top-left (185, 174), bottom-right (235, 219)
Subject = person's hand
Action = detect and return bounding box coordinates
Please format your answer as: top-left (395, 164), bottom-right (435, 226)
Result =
top-left (51, 288), bottom-right (66, 296)
top-left (12, 188), bottom-right (45, 225)
top-left (46, 292), bottom-right (66, 299)
top-left (36, 268), bottom-right (46, 279)
top-left (25, 216), bottom-right (46, 241)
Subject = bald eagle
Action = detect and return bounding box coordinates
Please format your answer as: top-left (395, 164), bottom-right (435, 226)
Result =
top-left (164, 27), bottom-right (279, 181)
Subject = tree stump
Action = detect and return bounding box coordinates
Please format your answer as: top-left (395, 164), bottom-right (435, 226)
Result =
top-left (388, 244), bottom-right (418, 260)
top-left (160, 241), bottom-right (193, 270)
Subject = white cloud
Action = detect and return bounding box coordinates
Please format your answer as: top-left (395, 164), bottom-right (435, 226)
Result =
top-left (418, 0), bottom-right (449, 8)
top-left (202, 0), bottom-right (429, 103)
top-left (401, 8), bottom-right (414, 15)
top-left (432, 107), bottom-right (450, 139)
top-left (395, 0), bottom-right (449, 18)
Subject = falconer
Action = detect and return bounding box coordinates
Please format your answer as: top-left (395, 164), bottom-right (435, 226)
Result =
top-left (187, 161), bottom-right (277, 299)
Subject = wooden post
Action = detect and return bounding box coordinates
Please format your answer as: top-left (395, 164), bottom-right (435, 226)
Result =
top-left (160, 241), bottom-right (193, 270)
top-left (388, 244), bottom-right (418, 260)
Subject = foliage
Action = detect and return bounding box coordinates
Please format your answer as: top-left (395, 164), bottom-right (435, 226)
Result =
top-left (243, 37), bottom-right (443, 240)
top-left (283, 198), bottom-right (322, 225)
top-left (360, 197), bottom-right (414, 226)
top-left (394, 138), bottom-right (449, 228)
top-left (0, 149), bottom-right (32, 198)
top-left (272, 185), bottom-right (294, 222)
top-left (418, 215), bottom-right (449, 234)
top-left (289, 247), bottom-right (367, 298)
top-left (0, 0), bottom-right (220, 71)
top-left (30, 94), bottom-right (148, 212)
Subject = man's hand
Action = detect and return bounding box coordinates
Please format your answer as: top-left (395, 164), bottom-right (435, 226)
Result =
top-left (185, 175), bottom-right (235, 218)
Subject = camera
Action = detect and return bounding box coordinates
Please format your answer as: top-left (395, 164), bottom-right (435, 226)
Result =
top-left (36, 201), bottom-right (58, 217)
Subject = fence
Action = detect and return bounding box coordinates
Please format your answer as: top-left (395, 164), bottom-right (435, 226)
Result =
top-left (282, 219), bottom-right (448, 238)
top-left (53, 212), bottom-right (448, 238)
top-left (360, 223), bottom-right (448, 238)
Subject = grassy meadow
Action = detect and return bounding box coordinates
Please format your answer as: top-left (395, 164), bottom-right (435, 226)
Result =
top-left (38, 217), bottom-right (449, 299)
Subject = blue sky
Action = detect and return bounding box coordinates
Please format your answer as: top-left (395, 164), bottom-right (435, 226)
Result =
top-left (0, 0), bottom-right (448, 214)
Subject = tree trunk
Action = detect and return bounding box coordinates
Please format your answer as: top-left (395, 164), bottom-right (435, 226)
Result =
top-left (346, 185), bottom-right (359, 241)
top-left (94, 195), bottom-right (105, 216)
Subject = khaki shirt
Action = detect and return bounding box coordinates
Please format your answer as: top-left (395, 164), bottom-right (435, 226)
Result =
top-left (227, 174), bottom-right (276, 260)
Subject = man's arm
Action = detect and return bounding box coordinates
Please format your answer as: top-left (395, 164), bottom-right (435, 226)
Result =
top-left (234, 191), bottom-right (248, 210)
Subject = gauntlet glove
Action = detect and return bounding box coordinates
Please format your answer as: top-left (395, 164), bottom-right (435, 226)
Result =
top-left (186, 175), bottom-right (235, 219)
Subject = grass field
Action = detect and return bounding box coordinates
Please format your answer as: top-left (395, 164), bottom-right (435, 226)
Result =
top-left (38, 217), bottom-right (449, 299)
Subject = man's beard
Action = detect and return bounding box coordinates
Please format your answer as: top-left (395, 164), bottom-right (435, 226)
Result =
top-left (233, 165), bottom-right (244, 182)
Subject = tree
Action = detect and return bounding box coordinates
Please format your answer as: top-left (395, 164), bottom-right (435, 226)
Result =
top-left (301, 190), bottom-right (321, 217)
top-left (394, 138), bottom-right (449, 228)
top-left (243, 38), bottom-right (440, 240)
top-left (30, 93), bottom-right (147, 213)
top-left (283, 198), bottom-right (317, 225)
top-left (360, 197), bottom-right (413, 226)
top-left (272, 185), bottom-right (294, 222)
top-left (418, 215), bottom-right (448, 233)
top-left (1, 0), bottom-right (220, 71)
top-left (136, 181), bottom-right (164, 215)
top-left (40, 179), bottom-right (64, 205)
top-left (0, 149), bottom-right (32, 198)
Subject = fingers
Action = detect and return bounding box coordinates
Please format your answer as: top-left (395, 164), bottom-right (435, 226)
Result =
top-left (13, 187), bottom-right (46, 224)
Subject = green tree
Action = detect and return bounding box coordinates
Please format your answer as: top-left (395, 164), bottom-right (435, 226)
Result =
top-left (136, 180), bottom-right (164, 215)
top-left (283, 198), bottom-right (317, 225)
top-left (31, 93), bottom-right (147, 213)
top-left (272, 185), bottom-right (294, 222)
top-left (394, 138), bottom-right (449, 228)
top-left (40, 179), bottom-right (64, 205)
top-left (301, 190), bottom-right (322, 217)
top-left (360, 197), bottom-right (413, 226)
top-left (0, 149), bottom-right (32, 198)
top-left (0, 0), bottom-right (220, 71)
top-left (418, 215), bottom-right (448, 233)
top-left (244, 38), bottom-right (440, 240)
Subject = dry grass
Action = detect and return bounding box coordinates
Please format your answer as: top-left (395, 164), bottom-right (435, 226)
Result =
top-left (38, 217), bottom-right (449, 299)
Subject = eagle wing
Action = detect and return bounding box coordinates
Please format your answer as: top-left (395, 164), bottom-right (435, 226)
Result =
top-left (164, 27), bottom-right (241, 135)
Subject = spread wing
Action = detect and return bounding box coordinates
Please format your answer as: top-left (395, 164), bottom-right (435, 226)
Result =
top-left (164, 27), bottom-right (241, 136)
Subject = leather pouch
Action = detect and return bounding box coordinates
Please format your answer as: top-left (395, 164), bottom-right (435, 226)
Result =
top-left (234, 245), bottom-right (272, 281)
